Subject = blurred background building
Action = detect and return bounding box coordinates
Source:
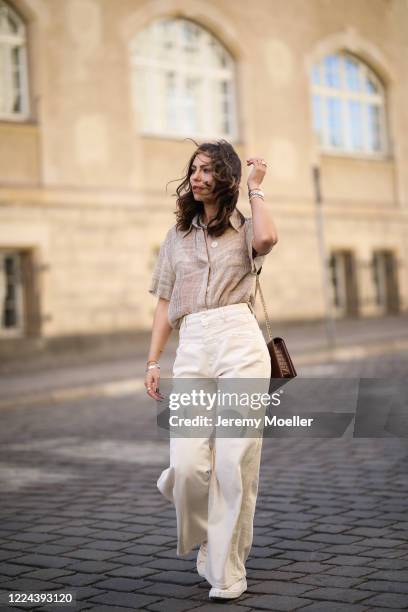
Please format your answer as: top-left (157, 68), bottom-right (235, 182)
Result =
top-left (0, 0), bottom-right (407, 353)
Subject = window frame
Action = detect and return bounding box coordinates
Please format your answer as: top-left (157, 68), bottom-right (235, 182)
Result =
top-left (130, 17), bottom-right (238, 142)
top-left (0, 0), bottom-right (30, 121)
top-left (0, 249), bottom-right (24, 336)
top-left (311, 51), bottom-right (389, 159)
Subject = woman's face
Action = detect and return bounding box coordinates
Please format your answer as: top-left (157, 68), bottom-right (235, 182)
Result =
top-left (190, 153), bottom-right (215, 202)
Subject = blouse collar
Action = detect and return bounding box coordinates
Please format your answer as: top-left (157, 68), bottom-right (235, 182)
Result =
top-left (186, 207), bottom-right (242, 234)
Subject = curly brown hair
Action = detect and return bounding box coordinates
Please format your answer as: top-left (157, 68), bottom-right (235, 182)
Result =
top-left (171, 139), bottom-right (245, 238)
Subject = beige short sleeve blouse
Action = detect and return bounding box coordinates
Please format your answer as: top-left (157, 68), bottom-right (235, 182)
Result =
top-left (149, 208), bottom-right (273, 330)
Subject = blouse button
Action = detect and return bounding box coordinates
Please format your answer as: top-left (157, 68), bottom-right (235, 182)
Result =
top-left (211, 241), bottom-right (218, 248)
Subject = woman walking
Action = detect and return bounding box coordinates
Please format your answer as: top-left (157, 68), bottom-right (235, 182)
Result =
top-left (145, 139), bottom-right (278, 600)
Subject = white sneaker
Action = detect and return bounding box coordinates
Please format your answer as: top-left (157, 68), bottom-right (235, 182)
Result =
top-left (196, 541), bottom-right (207, 578)
top-left (209, 576), bottom-right (247, 599)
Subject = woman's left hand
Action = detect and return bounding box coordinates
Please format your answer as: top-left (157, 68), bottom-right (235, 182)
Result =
top-left (246, 157), bottom-right (267, 190)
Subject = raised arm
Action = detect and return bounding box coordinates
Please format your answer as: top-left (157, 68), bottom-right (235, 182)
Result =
top-left (247, 156), bottom-right (278, 255)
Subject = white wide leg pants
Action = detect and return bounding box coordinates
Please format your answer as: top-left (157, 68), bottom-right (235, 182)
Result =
top-left (157, 302), bottom-right (271, 589)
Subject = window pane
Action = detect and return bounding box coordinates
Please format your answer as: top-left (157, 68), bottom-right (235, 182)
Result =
top-left (312, 93), bottom-right (322, 134)
top-left (344, 55), bottom-right (360, 91)
top-left (1, 252), bottom-right (21, 328)
top-left (183, 76), bottom-right (199, 133)
top-left (12, 47), bottom-right (21, 106)
top-left (0, 4), bottom-right (18, 35)
top-left (181, 20), bottom-right (200, 61)
top-left (349, 100), bottom-right (363, 150)
top-left (311, 64), bottom-right (320, 86)
top-left (161, 19), bottom-right (175, 53)
top-left (217, 47), bottom-right (228, 68)
top-left (0, 43), bottom-right (7, 112)
top-left (152, 20), bottom-right (173, 63)
top-left (324, 55), bottom-right (340, 88)
top-left (327, 97), bottom-right (343, 147)
top-left (209, 37), bottom-right (228, 68)
top-left (219, 80), bottom-right (231, 133)
top-left (12, 87), bottom-right (20, 112)
top-left (0, 3), bottom-right (27, 117)
top-left (365, 77), bottom-right (378, 94)
top-left (367, 104), bottom-right (381, 151)
top-left (0, 6), bottom-right (7, 35)
top-left (165, 71), bottom-right (178, 132)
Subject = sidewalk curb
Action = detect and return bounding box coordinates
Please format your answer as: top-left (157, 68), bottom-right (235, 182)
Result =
top-left (1, 338), bottom-right (408, 411)
top-left (294, 337), bottom-right (408, 364)
top-left (0, 379), bottom-right (146, 410)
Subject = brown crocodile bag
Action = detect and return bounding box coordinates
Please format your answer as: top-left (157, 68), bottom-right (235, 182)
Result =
top-left (255, 270), bottom-right (297, 391)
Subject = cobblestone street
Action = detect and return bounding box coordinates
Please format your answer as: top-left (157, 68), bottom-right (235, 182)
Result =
top-left (1, 343), bottom-right (408, 611)
top-left (1, 0), bottom-right (408, 608)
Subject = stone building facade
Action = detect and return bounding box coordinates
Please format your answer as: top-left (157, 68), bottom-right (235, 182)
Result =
top-left (0, 0), bottom-right (407, 346)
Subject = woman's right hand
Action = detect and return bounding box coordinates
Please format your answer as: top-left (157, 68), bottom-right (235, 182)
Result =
top-left (145, 365), bottom-right (163, 400)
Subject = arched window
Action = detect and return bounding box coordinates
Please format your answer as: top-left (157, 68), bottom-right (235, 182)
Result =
top-left (311, 52), bottom-right (387, 156)
top-left (0, 0), bottom-right (28, 120)
top-left (130, 17), bottom-right (237, 140)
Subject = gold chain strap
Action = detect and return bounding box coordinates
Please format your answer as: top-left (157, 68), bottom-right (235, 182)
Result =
top-left (255, 274), bottom-right (273, 342)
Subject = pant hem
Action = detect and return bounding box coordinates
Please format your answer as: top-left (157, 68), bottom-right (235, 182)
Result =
top-left (176, 546), bottom-right (246, 589)
top-left (176, 543), bottom-right (201, 557)
top-left (207, 573), bottom-right (247, 589)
